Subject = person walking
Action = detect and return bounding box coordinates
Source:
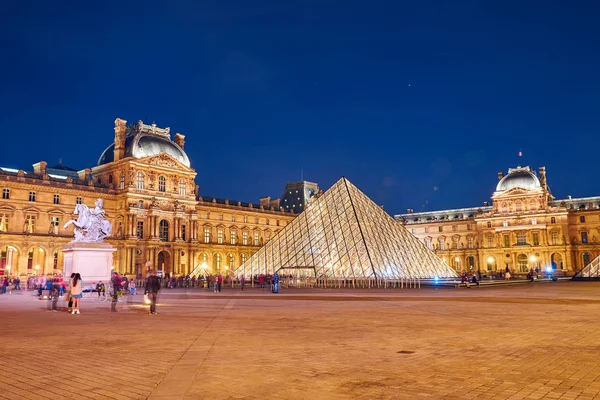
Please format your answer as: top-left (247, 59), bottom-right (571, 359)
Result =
top-left (240, 275), bottom-right (246, 291)
top-left (217, 274), bottom-right (223, 293)
top-left (111, 271), bottom-right (122, 312)
top-left (144, 270), bottom-right (161, 315)
top-left (70, 273), bottom-right (83, 314)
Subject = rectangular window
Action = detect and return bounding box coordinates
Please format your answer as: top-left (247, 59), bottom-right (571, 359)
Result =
top-left (76, 197), bottom-right (82, 204)
top-left (468, 237), bottom-right (473, 249)
top-left (424, 227), bottom-right (429, 233)
top-left (137, 221), bottom-right (144, 239)
top-left (517, 232), bottom-right (526, 245)
top-left (243, 231), bottom-right (248, 245)
top-left (487, 222), bottom-right (492, 228)
top-left (425, 238), bottom-right (431, 249)
top-left (232, 215), bottom-right (236, 222)
top-left (487, 236), bottom-right (493, 248)
top-left (551, 217), bottom-right (556, 224)
top-left (552, 232), bottom-right (558, 245)
top-left (0, 214), bottom-right (8, 232)
top-left (53, 194), bottom-right (60, 204)
top-left (580, 216), bottom-right (586, 223)
top-left (254, 232), bottom-right (259, 246)
top-left (205, 212), bottom-right (210, 219)
top-left (2, 189), bottom-right (9, 200)
top-left (51, 216), bottom-right (60, 234)
top-left (255, 217), bottom-right (259, 224)
top-left (453, 238), bottom-right (459, 249)
top-left (231, 231), bottom-right (237, 245)
top-left (181, 225), bottom-right (186, 241)
top-left (217, 230), bottom-right (223, 244)
top-left (438, 226), bottom-right (443, 233)
top-left (29, 192), bottom-right (36, 202)
top-left (25, 215), bottom-right (35, 233)
top-left (266, 219), bottom-right (270, 225)
top-left (204, 228), bottom-right (210, 244)
top-left (219, 214), bottom-right (223, 221)
top-left (119, 173), bottom-right (125, 189)
top-left (179, 180), bottom-right (186, 196)
top-left (244, 216), bottom-right (248, 223)
top-left (503, 234), bottom-right (510, 247)
top-left (581, 231), bottom-right (588, 244)
top-left (532, 218), bottom-right (537, 225)
top-left (452, 225), bottom-right (457, 232)
top-left (277, 220), bottom-right (280, 226)
top-left (439, 238), bottom-right (445, 251)
top-left (467, 224), bottom-right (472, 231)
top-left (533, 232), bottom-right (539, 246)
top-left (503, 220), bottom-right (509, 227)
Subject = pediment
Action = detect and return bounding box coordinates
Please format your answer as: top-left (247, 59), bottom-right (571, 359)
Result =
top-left (141, 153), bottom-right (191, 171)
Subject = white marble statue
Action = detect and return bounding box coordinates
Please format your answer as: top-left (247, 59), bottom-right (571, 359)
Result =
top-left (63, 198), bottom-right (112, 242)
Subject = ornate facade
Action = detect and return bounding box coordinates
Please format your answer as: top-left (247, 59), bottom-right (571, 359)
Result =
top-left (0, 118), bottom-right (295, 277)
top-left (396, 166), bottom-right (600, 276)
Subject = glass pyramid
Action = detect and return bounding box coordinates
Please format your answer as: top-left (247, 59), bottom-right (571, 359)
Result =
top-left (236, 177), bottom-right (457, 279)
top-left (574, 255), bottom-right (600, 279)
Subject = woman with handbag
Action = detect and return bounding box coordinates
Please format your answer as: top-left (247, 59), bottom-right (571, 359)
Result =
top-left (70, 273), bottom-right (83, 314)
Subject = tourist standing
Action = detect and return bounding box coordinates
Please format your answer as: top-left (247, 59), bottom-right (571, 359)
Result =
top-left (66, 273), bottom-right (75, 312)
top-left (240, 276), bottom-right (245, 291)
top-left (70, 273), bottom-right (83, 314)
top-left (144, 270), bottom-right (161, 314)
top-left (217, 274), bottom-right (223, 292)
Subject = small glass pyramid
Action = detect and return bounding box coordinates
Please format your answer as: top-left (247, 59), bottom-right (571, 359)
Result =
top-left (236, 177), bottom-right (457, 279)
top-left (574, 255), bottom-right (600, 279)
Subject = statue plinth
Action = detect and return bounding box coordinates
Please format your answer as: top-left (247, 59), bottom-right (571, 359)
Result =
top-left (62, 242), bottom-right (116, 284)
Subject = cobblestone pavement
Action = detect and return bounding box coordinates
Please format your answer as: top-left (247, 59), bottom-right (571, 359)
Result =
top-left (1, 281), bottom-right (600, 400)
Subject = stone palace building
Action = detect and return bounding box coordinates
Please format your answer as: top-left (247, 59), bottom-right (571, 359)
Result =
top-left (396, 166), bottom-right (600, 276)
top-left (0, 118), bottom-right (295, 277)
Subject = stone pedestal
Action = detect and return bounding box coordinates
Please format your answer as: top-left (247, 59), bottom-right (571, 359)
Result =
top-left (62, 242), bottom-right (116, 284)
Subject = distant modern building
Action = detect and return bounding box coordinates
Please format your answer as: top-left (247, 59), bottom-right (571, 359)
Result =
top-left (0, 118), bottom-right (296, 278)
top-left (280, 181), bottom-right (320, 214)
top-left (396, 166), bottom-right (600, 276)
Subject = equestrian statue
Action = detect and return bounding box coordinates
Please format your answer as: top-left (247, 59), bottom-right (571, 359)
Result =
top-left (63, 198), bottom-right (112, 243)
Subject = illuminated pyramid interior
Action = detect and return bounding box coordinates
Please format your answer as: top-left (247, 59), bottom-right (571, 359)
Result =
top-left (236, 177), bottom-right (457, 279)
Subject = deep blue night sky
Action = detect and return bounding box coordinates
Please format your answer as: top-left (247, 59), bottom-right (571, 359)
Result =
top-left (1, 1), bottom-right (599, 215)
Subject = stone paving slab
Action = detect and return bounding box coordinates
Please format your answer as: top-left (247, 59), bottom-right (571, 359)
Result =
top-left (0, 282), bottom-right (600, 399)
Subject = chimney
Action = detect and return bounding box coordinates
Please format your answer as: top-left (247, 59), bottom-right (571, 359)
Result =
top-left (407, 209), bottom-right (413, 214)
top-left (259, 196), bottom-right (271, 208)
top-left (174, 133), bottom-right (185, 150)
top-left (483, 201), bottom-right (489, 206)
top-left (497, 171), bottom-right (504, 180)
top-left (113, 118), bottom-right (127, 162)
top-left (32, 161), bottom-right (47, 176)
top-left (78, 168), bottom-right (91, 181)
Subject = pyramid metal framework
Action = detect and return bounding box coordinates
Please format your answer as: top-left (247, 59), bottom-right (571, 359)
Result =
top-left (236, 177), bottom-right (457, 279)
top-left (574, 255), bottom-right (600, 280)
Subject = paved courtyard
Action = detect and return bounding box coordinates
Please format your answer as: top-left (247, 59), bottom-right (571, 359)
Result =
top-left (1, 281), bottom-right (600, 400)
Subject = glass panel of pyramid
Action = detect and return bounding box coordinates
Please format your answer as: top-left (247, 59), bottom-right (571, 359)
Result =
top-left (236, 177), bottom-right (457, 279)
top-left (574, 255), bottom-right (600, 279)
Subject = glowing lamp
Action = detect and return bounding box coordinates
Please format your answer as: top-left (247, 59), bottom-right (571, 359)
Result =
top-left (487, 257), bottom-right (494, 263)
top-left (144, 297), bottom-right (151, 305)
top-left (530, 256), bottom-right (536, 262)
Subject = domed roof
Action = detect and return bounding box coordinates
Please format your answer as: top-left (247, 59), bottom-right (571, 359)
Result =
top-left (496, 166), bottom-right (541, 192)
top-left (98, 126), bottom-right (190, 167)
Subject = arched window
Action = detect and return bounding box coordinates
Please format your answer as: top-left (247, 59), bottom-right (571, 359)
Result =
top-left (229, 254), bottom-right (235, 269)
top-left (517, 254), bottom-right (528, 272)
top-left (179, 179), bottom-right (186, 196)
top-left (241, 253), bottom-right (247, 265)
top-left (136, 172), bottom-right (145, 190)
top-left (515, 201), bottom-right (523, 212)
top-left (108, 174), bottom-right (113, 184)
top-left (158, 176), bottom-right (166, 192)
top-left (215, 254), bottom-right (221, 270)
top-left (119, 172), bottom-right (125, 189)
top-left (159, 220), bottom-right (169, 242)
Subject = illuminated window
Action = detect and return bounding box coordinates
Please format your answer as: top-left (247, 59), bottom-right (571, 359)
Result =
top-left (425, 238), bottom-right (431, 249)
top-left (533, 232), bottom-right (539, 246)
top-left (241, 253), bottom-right (247, 264)
top-left (229, 254), bottom-right (235, 269)
top-left (0, 214), bottom-right (8, 232)
top-left (453, 237), bottom-right (459, 249)
top-left (467, 237), bottom-right (473, 249)
top-left (136, 172), bottom-right (145, 190)
top-left (25, 215), bottom-right (35, 233)
top-left (2, 189), bottom-right (9, 200)
top-left (179, 179), bottom-right (186, 196)
top-left (159, 220), bottom-right (169, 241)
top-left (119, 172), bottom-right (125, 189)
top-left (552, 232), bottom-right (558, 245)
top-left (231, 231), bottom-right (237, 245)
top-left (232, 215), bottom-right (236, 222)
top-left (204, 228), bottom-right (211, 243)
top-left (243, 231), bottom-right (248, 245)
top-left (487, 236), bottom-right (493, 247)
top-left (439, 238), bottom-right (445, 251)
top-left (244, 216), bottom-right (248, 223)
top-left (158, 176), bottom-right (166, 192)
top-left (503, 234), bottom-right (510, 247)
top-left (51, 216), bottom-right (60, 234)
top-left (503, 220), bottom-right (508, 227)
top-left (531, 218), bottom-right (537, 225)
top-left (517, 232), bottom-right (526, 245)
top-left (76, 197), bottom-right (82, 204)
top-left (137, 221), bottom-right (144, 239)
top-left (254, 232), bottom-right (259, 246)
top-left (411, 228), bottom-right (416, 234)
top-left (516, 201), bottom-right (523, 212)
top-left (215, 253), bottom-right (221, 270)
top-left (29, 192), bottom-right (36, 202)
top-left (218, 230), bottom-right (223, 244)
